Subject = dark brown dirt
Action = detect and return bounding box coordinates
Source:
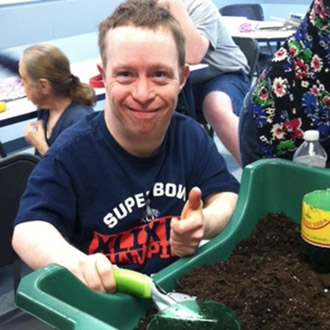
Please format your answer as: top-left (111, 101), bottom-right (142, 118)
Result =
top-left (135, 213), bottom-right (330, 330)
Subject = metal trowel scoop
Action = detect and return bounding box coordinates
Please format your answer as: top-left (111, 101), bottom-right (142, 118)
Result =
top-left (113, 268), bottom-right (240, 330)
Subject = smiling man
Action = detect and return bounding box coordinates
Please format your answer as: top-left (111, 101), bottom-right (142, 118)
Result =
top-left (101, 24), bottom-right (187, 157)
top-left (12, 0), bottom-right (239, 293)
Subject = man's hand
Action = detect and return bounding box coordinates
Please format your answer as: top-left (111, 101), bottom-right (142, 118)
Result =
top-left (69, 253), bottom-right (116, 293)
top-left (170, 188), bottom-right (238, 258)
top-left (170, 187), bottom-right (204, 257)
top-left (180, 186), bottom-right (203, 219)
top-left (12, 221), bottom-right (116, 293)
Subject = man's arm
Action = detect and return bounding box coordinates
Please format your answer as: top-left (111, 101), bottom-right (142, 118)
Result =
top-left (202, 191), bottom-right (238, 238)
top-left (170, 187), bottom-right (238, 257)
top-left (12, 221), bottom-right (116, 292)
top-left (155, 0), bottom-right (209, 64)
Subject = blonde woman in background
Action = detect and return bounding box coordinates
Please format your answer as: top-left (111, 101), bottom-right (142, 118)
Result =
top-left (20, 44), bottom-right (96, 156)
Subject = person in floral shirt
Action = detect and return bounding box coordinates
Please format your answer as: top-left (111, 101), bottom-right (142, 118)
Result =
top-left (239, 0), bottom-right (330, 167)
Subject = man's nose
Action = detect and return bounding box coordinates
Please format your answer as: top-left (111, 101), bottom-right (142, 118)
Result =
top-left (132, 78), bottom-right (155, 102)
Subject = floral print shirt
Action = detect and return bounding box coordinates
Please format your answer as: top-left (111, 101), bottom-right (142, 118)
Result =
top-left (252, 0), bottom-right (330, 160)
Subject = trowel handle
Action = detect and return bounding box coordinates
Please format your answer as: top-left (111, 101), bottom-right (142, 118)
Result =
top-left (113, 268), bottom-right (152, 299)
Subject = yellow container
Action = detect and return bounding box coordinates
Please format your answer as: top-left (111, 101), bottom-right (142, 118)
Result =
top-left (0, 102), bottom-right (6, 113)
top-left (301, 189), bottom-right (330, 273)
top-left (302, 189), bottom-right (330, 247)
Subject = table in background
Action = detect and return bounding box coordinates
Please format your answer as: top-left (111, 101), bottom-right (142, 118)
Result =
top-left (232, 29), bottom-right (295, 53)
top-left (222, 16), bottom-right (296, 51)
top-left (233, 29), bottom-right (294, 44)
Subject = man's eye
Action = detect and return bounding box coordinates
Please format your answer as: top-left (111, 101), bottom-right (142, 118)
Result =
top-left (154, 71), bottom-right (166, 78)
top-left (116, 71), bottom-right (133, 83)
top-left (118, 71), bottom-right (131, 78)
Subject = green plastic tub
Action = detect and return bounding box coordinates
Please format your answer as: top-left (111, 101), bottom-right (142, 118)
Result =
top-left (15, 159), bottom-right (330, 330)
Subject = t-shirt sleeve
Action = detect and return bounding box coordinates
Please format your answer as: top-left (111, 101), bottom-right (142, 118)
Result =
top-left (14, 154), bottom-right (77, 238)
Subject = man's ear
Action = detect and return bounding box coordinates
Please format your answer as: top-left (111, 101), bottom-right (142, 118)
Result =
top-left (179, 64), bottom-right (190, 92)
top-left (97, 62), bottom-right (105, 80)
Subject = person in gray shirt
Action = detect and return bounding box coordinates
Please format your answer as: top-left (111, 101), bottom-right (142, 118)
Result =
top-left (155, 0), bottom-right (250, 165)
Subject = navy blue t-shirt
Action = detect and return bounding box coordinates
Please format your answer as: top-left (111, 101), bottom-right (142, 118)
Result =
top-left (15, 111), bottom-right (239, 275)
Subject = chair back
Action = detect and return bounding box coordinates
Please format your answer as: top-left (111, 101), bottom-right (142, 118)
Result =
top-left (0, 153), bottom-right (39, 278)
top-left (232, 36), bottom-right (260, 81)
top-left (220, 3), bottom-right (264, 21)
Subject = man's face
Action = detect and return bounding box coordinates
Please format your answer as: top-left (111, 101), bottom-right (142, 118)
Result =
top-left (101, 26), bottom-right (189, 155)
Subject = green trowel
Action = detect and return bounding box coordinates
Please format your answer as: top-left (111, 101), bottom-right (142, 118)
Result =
top-left (113, 268), bottom-right (240, 330)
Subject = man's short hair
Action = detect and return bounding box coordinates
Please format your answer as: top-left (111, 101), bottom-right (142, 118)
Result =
top-left (98, 0), bottom-right (186, 71)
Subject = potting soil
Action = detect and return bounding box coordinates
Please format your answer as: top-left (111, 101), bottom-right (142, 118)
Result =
top-left (136, 213), bottom-right (330, 329)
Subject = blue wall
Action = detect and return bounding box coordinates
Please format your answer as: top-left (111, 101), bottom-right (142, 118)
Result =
top-left (1, 0), bottom-right (310, 50)
top-left (0, 0), bottom-right (117, 49)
